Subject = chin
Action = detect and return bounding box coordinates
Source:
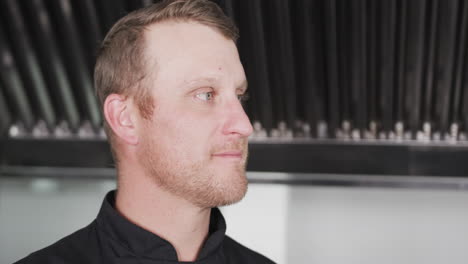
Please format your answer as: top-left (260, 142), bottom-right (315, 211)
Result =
top-left (216, 176), bottom-right (248, 207)
top-left (204, 185), bottom-right (248, 208)
top-left (192, 168), bottom-right (249, 208)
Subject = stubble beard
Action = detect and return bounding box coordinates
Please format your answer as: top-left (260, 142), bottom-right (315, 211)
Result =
top-left (139, 137), bottom-right (249, 208)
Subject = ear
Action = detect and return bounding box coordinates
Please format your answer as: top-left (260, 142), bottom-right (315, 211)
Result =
top-left (103, 94), bottom-right (139, 145)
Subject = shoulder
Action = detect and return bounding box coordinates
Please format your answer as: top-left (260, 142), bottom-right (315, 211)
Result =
top-left (13, 222), bottom-right (99, 264)
top-left (223, 235), bottom-right (276, 264)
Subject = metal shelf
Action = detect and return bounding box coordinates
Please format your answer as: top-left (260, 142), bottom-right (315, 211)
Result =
top-left (2, 138), bottom-right (468, 177)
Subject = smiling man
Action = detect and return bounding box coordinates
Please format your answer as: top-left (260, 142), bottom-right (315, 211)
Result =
top-left (15, 0), bottom-right (274, 263)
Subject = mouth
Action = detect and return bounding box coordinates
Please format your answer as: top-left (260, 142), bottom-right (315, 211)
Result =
top-left (212, 150), bottom-right (243, 159)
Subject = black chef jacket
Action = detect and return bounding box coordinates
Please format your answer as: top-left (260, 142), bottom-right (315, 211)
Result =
top-left (15, 191), bottom-right (275, 264)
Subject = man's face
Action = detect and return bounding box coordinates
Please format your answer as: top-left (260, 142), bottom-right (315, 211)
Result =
top-left (136, 21), bottom-right (253, 208)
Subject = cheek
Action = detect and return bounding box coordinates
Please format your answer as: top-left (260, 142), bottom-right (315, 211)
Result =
top-left (153, 110), bottom-right (215, 156)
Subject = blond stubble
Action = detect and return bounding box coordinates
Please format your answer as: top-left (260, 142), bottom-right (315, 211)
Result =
top-left (138, 134), bottom-right (249, 208)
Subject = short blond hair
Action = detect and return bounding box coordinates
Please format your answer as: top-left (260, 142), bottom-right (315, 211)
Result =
top-left (94, 0), bottom-right (239, 163)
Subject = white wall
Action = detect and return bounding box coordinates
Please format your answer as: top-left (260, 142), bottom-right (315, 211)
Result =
top-left (2, 173), bottom-right (468, 264)
top-left (0, 177), bottom-right (115, 263)
top-left (222, 183), bottom-right (289, 262)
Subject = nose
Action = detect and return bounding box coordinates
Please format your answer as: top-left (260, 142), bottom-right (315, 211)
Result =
top-left (222, 99), bottom-right (254, 137)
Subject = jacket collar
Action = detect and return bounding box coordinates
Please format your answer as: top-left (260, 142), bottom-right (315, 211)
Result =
top-left (95, 190), bottom-right (227, 263)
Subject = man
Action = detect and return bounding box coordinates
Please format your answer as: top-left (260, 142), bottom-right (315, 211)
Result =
top-left (15, 0), bottom-right (274, 263)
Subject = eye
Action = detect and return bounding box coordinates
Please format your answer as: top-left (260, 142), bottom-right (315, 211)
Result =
top-left (196, 91), bottom-right (214, 101)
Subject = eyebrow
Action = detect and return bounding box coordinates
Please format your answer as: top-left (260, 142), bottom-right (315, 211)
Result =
top-left (184, 77), bottom-right (217, 85)
top-left (183, 77), bottom-right (248, 93)
top-left (182, 77), bottom-right (218, 91)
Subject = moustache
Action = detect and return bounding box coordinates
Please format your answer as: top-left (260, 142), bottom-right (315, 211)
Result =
top-left (211, 139), bottom-right (249, 155)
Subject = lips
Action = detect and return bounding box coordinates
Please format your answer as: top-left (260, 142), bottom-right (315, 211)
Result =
top-left (212, 150), bottom-right (243, 158)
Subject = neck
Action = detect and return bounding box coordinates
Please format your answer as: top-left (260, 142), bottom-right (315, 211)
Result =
top-left (115, 166), bottom-right (211, 261)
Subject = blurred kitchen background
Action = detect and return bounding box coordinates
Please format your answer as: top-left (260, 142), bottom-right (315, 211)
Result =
top-left (2, 0), bottom-right (468, 263)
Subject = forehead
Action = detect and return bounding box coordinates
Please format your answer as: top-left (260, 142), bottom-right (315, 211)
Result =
top-left (143, 21), bottom-right (244, 86)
